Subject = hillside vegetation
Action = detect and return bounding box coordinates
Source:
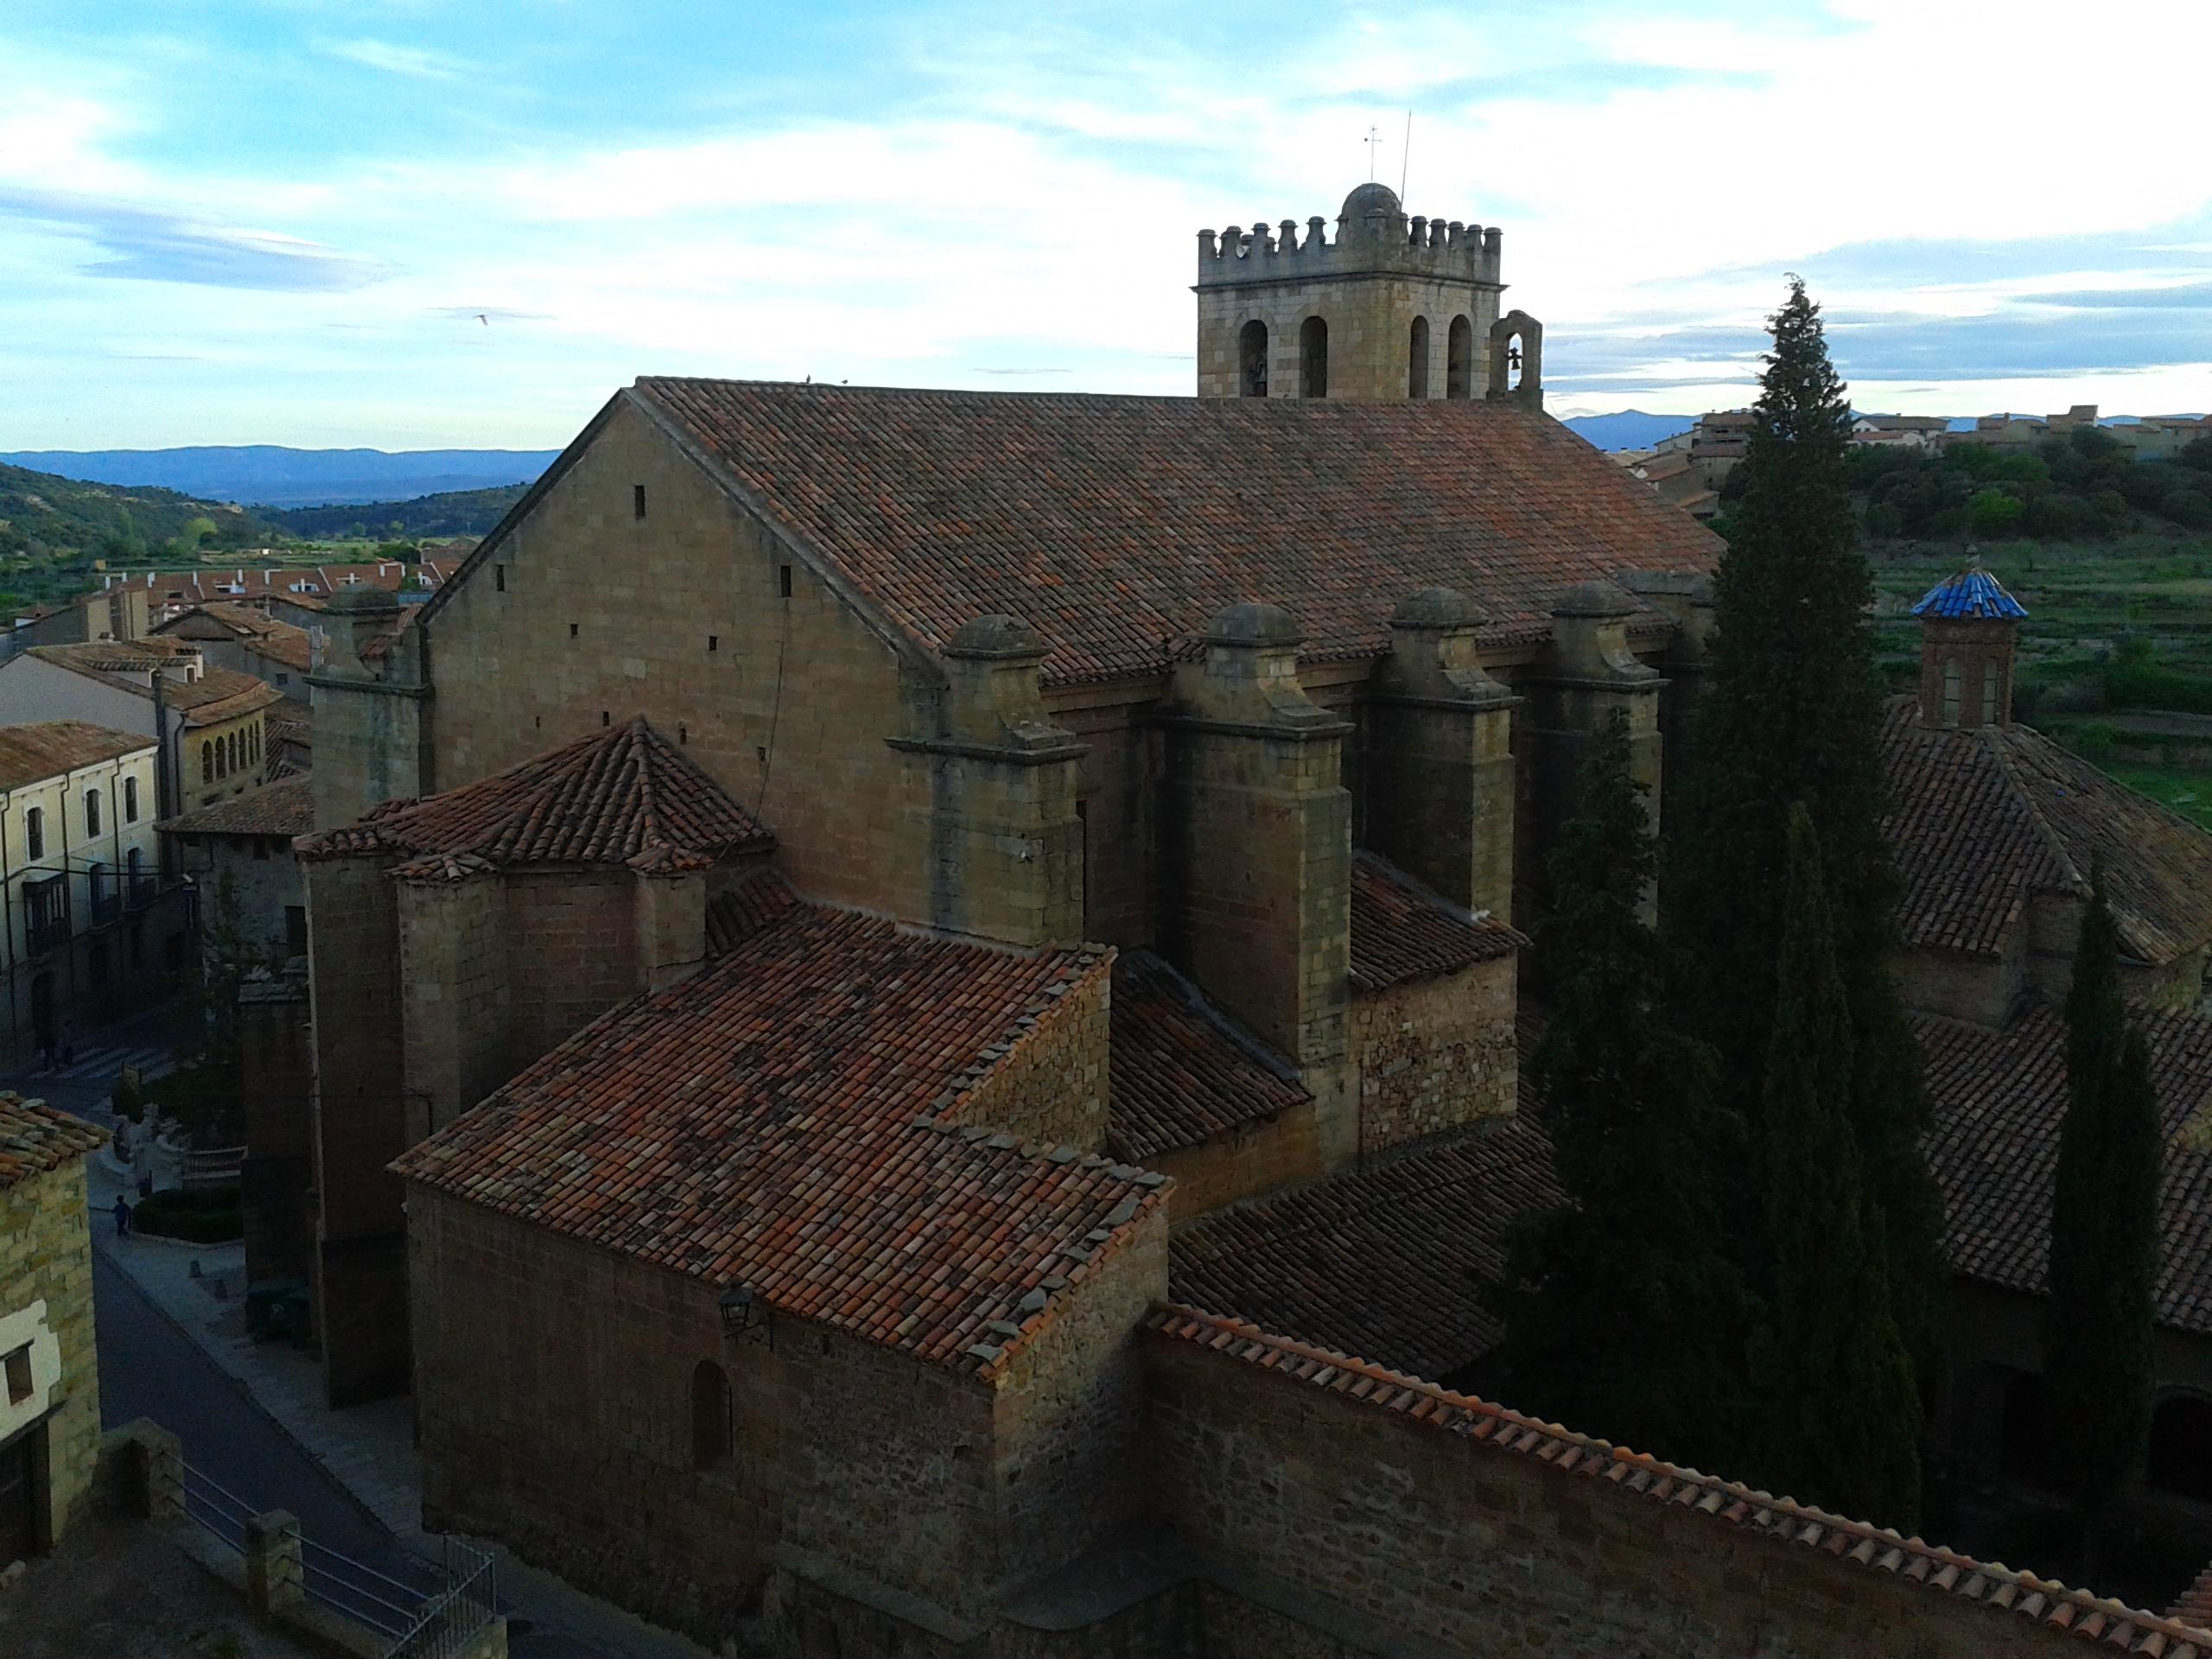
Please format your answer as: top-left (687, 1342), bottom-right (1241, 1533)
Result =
top-left (264, 483), bottom-right (527, 539)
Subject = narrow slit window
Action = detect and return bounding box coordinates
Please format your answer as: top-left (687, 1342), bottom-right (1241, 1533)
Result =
top-left (708, 635), bottom-right (719, 652)
top-left (569, 622), bottom-right (579, 639)
top-left (632, 485), bottom-right (647, 519)
top-left (778, 566), bottom-right (793, 599)
top-left (495, 563), bottom-right (506, 593)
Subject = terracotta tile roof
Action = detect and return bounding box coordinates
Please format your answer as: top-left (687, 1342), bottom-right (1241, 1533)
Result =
top-left (393, 892), bottom-right (1162, 1378)
top-left (97, 561), bottom-right (455, 609)
top-left (156, 599), bottom-right (315, 668)
top-left (1146, 1306), bottom-right (2212, 1656)
top-left (298, 716), bottom-right (772, 874)
top-left (703, 868), bottom-right (801, 954)
top-left (0, 721), bottom-right (153, 791)
top-left (25, 640), bottom-right (284, 725)
top-left (607, 380), bottom-right (1719, 686)
top-left (2177, 1564), bottom-right (2212, 1632)
top-left (1883, 698), bottom-right (2212, 966)
top-left (1348, 851), bottom-right (1525, 992)
top-left (157, 777), bottom-right (315, 839)
top-left (1107, 950), bottom-right (1310, 1160)
top-left (1919, 1005), bottom-right (2212, 1335)
top-left (1169, 1112), bottom-right (1562, 1382)
top-left (0, 1094), bottom-right (107, 1190)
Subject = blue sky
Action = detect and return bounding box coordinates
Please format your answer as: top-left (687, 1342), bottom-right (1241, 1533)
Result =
top-left (3, 0), bottom-right (2208, 448)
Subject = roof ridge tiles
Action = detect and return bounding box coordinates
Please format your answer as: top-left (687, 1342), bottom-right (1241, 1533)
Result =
top-left (1144, 1302), bottom-right (2212, 1651)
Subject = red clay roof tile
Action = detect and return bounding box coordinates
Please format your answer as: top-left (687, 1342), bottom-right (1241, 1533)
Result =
top-left (0, 721), bottom-right (154, 791)
top-left (0, 1093), bottom-right (107, 1190)
top-left (393, 890), bottom-right (1160, 1377)
top-left (157, 776), bottom-right (315, 838)
top-left (1108, 950), bottom-right (1310, 1160)
top-left (1349, 851), bottom-right (1525, 992)
top-left (617, 380), bottom-right (1720, 686)
top-left (299, 716), bottom-right (770, 873)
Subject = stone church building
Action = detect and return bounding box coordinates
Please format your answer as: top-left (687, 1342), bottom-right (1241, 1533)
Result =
top-left (259, 184), bottom-right (2212, 1656)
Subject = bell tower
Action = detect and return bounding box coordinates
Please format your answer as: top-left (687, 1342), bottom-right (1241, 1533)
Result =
top-left (1912, 565), bottom-right (2026, 730)
top-left (1194, 183), bottom-right (1538, 406)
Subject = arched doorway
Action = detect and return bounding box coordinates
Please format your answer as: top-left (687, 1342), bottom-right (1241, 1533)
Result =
top-left (1446, 315), bottom-right (1473, 399)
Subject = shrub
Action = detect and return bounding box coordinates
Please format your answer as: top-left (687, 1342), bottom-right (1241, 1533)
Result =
top-left (2161, 488), bottom-right (2212, 530)
top-left (133, 1185), bottom-right (243, 1243)
top-left (2068, 722), bottom-right (2120, 761)
top-left (1968, 489), bottom-right (2025, 537)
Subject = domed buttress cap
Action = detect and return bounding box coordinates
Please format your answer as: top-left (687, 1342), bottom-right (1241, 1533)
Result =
top-left (1340, 181), bottom-right (1402, 222)
top-left (1205, 601), bottom-right (1304, 647)
top-left (1552, 579), bottom-right (1638, 619)
top-left (1390, 587), bottom-right (1485, 630)
top-left (944, 613), bottom-right (1046, 660)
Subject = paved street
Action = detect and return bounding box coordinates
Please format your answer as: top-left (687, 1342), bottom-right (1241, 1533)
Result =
top-left (38, 998), bottom-right (715, 1659)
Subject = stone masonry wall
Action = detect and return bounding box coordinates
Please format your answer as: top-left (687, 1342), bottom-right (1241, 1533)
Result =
top-left (409, 1186), bottom-right (792, 1640)
top-left (950, 961), bottom-right (1111, 1154)
top-left (1144, 1103), bottom-right (1325, 1220)
top-left (1893, 942), bottom-right (2016, 1027)
top-left (1350, 954), bottom-right (1516, 1154)
top-left (1197, 273), bottom-right (1503, 402)
top-left (501, 871), bottom-right (639, 1077)
top-left (988, 1207), bottom-right (1170, 1588)
top-left (426, 397), bottom-right (930, 920)
top-left (398, 874), bottom-right (512, 1138)
top-left (1143, 1333), bottom-right (2110, 1658)
top-left (0, 1160), bottom-right (99, 1549)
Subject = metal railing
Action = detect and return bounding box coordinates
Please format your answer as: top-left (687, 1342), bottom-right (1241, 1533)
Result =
top-left (24, 912), bottom-right (69, 956)
top-left (179, 1460), bottom-right (251, 1556)
top-left (127, 874), bottom-right (159, 910)
top-left (302, 1535), bottom-right (439, 1643)
top-left (382, 1538), bottom-right (497, 1659)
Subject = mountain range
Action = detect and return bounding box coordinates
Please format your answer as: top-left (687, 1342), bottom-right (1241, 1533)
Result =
top-left (0, 446), bottom-right (561, 508)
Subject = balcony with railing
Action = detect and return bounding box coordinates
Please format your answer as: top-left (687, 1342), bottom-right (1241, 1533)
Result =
top-left (90, 871), bottom-right (121, 925)
top-left (127, 873), bottom-right (160, 911)
top-left (22, 877), bottom-right (68, 955)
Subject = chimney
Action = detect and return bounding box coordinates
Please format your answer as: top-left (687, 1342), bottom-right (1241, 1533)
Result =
top-left (1911, 564), bottom-right (2026, 729)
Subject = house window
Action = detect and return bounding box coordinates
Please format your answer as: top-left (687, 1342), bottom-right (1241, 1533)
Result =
top-left (1238, 320), bottom-right (1268, 397)
top-left (2, 1343), bottom-right (29, 1406)
top-left (124, 776), bottom-right (139, 823)
top-left (691, 1360), bottom-right (733, 1470)
top-left (1408, 315), bottom-right (1430, 399)
top-left (1446, 315), bottom-right (1474, 398)
top-left (1299, 315), bottom-right (1328, 399)
top-left (25, 806), bottom-right (43, 861)
top-left (84, 788), bottom-right (100, 836)
top-left (633, 485), bottom-right (648, 520)
top-left (286, 906), bottom-right (308, 957)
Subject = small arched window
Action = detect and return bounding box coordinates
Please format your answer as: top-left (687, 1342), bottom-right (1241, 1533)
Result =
top-left (252, 725), bottom-right (262, 764)
top-left (84, 788), bottom-right (101, 836)
top-left (1237, 320), bottom-right (1268, 398)
top-left (124, 777), bottom-right (139, 823)
top-left (690, 1360), bottom-right (733, 1471)
top-left (1408, 316), bottom-right (1430, 399)
top-left (1299, 316), bottom-right (1328, 399)
top-left (230, 731), bottom-right (242, 774)
top-left (215, 740), bottom-right (228, 780)
top-left (201, 742), bottom-right (213, 785)
top-left (24, 807), bottom-right (43, 861)
top-left (1446, 315), bottom-right (1474, 398)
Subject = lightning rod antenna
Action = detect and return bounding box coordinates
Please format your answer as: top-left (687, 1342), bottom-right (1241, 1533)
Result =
top-left (1400, 111), bottom-right (1412, 199)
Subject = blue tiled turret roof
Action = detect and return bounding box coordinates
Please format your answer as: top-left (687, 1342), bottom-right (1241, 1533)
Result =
top-left (1912, 567), bottom-right (2028, 620)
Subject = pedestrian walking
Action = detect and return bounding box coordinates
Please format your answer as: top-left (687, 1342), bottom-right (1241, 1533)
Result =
top-left (113, 1193), bottom-right (131, 1236)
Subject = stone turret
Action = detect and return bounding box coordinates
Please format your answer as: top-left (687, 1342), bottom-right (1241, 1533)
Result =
top-left (1195, 182), bottom-right (1529, 404)
top-left (1912, 565), bottom-right (2026, 730)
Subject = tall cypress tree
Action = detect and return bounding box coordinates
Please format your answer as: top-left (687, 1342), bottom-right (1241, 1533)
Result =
top-left (1497, 709), bottom-right (1748, 1471)
top-left (1752, 805), bottom-right (1922, 1527)
top-left (2044, 869), bottom-right (2162, 1513)
top-left (1667, 276), bottom-right (1948, 1390)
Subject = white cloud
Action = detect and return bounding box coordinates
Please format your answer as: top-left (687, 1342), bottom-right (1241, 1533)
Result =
top-left (321, 37), bottom-right (468, 80)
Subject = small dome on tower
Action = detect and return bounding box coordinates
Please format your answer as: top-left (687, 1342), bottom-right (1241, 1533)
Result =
top-left (1911, 566), bottom-right (2027, 620)
top-left (1339, 182), bottom-right (1402, 222)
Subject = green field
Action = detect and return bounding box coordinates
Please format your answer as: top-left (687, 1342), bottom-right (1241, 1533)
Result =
top-left (2101, 763), bottom-right (2212, 830)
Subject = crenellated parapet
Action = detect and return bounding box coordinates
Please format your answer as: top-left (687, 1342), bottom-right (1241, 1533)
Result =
top-left (1197, 194), bottom-right (1503, 289)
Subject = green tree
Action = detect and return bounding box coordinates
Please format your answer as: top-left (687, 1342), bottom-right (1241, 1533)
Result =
top-left (1495, 710), bottom-right (1748, 1471)
top-left (1967, 488), bottom-right (2024, 537)
top-left (1751, 806), bottom-right (1923, 1526)
top-left (2043, 868), bottom-right (2161, 1514)
top-left (1668, 276), bottom-right (1948, 1395)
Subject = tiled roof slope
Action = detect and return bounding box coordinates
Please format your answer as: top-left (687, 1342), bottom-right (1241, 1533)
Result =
top-left (298, 717), bottom-right (771, 874)
top-left (628, 380), bottom-right (1721, 685)
top-left (0, 1094), bottom-right (107, 1190)
top-left (1147, 1306), bottom-right (2212, 1656)
top-left (1912, 567), bottom-right (2029, 619)
top-left (1108, 950), bottom-right (1310, 1160)
top-left (0, 721), bottom-right (152, 791)
top-left (26, 641), bottom-right (284, 725)
top-left (160, 601), bottom-right (314, 670)
top-left (1349, 851), bottom-right (1526, 992)
top-left (393, 893), bottom-right (1164, 1377)
top-left (158, 777), bottom-right (315, 839)
top-left (2180, 1565), bottom-right (2212, 1634)
top-left (1883, 698), bottom-right (2212, 965)
top-left (1920, 1005), bottom-right (2212, 1335)
top-left (1169, 1112), bottom-right (1562, 1382)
